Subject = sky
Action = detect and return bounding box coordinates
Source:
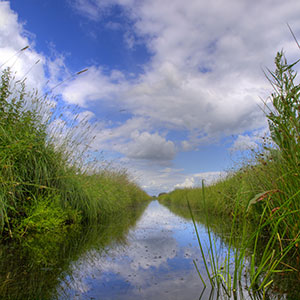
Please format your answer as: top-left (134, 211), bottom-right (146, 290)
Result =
top-left (1, 0), bottom-right (300, 195)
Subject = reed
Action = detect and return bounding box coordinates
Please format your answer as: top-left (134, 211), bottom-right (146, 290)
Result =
top-left (185, 182), bottom-right (299, 298)
top-left (159, 48), bottom-right (300, 296)
top-left (0, 68), bottom-right (150, 240)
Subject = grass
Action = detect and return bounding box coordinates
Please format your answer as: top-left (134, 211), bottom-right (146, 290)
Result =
top-left (159, 49), bottom-right (300, 297)
top-left (0, 67), bottom-right (150, 240)
top-left (189, 188), bottom-right (299, 298)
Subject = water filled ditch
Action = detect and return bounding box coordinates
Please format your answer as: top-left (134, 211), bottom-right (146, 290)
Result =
top-left (0, 200), bottom-right (296, 299)
top-left (57, 200), bottom-right (210, 300)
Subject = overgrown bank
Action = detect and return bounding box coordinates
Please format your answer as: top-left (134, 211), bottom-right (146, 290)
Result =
top-left (160, 50), bottom-right (300, 240)
top-left (0, 68), bottom-right (150, 240)
top-left (159, 51), bottom-right (300, 295)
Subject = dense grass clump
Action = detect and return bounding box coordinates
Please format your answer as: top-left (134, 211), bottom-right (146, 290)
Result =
top-left (159, 172), bottom-right (248, 217)
top-left (0, 68), bottom-right (149, 239)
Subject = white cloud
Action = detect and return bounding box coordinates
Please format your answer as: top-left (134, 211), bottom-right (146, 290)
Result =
top-left (4, 0), bottom-right (300, 193)
top-left (230, 127), bottom-right (271, 152)
top-left (174, 171), bottom-right (227, 189)
top-left (125, 131), bottom-right (176, 161)
top-left (0, 2), bottom-right (46, 91)
top-left (230, 134), bottom-right (260, 152)
top-left (62, 66), bottom-right (124, 107)
top-left (68, 0), bottom-right (300, 147)
top-left (70, 0), bottom-right (111, 21)
top-left (175, 177), bottom-right (195, 189)
top-left (89, 117), bottom-right (151, 152)
top-left (0, 2), bottom-right (72, 95)
top-left (124, 161), bottom-right (226, 195)
top-left (62, 0), bottom-right (300, 194)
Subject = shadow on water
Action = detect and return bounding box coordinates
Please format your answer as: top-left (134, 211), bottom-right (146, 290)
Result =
top-left (0, 202), bottom-right (149, 300)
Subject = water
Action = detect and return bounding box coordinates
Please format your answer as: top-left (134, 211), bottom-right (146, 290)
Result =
top-left (56, 200), bottom-right (247, 300)
top-left (58, 200), bottom-right (209, 299)
top-left (0, 200), bottom-right (294, 299)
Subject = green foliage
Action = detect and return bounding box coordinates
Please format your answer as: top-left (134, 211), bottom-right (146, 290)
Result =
top-left (159, 171), bottom-right (250, 218)
top-left (0, 68), bottom-right (149, 240)
top-left (12, 194), bottom-right (80, 238)
top-left (159, 49), bottom-right (300, 296)
top-left (159, 51), bottom-right (300, 240)
top-left (266, 51), bottom-right (300, 164)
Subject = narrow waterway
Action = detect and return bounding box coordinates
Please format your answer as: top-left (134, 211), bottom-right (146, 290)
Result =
top-left (56, 200), bottom-right (234, 300)
top-left (1, 200), bottom-right (291, 299)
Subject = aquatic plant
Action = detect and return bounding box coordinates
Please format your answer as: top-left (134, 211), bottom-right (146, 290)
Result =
top-left (186, 181), bottom-right (298, 298)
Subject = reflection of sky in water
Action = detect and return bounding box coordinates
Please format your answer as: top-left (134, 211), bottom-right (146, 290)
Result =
top-left (57, 201), bottom-right (234, 300)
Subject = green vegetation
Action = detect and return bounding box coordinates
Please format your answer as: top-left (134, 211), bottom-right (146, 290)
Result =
top-left (0, 68), bottom-right (150, 240)
top-left (159, 50), bottom-right (300, 296)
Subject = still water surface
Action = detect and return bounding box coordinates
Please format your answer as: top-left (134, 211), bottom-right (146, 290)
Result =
top-left (2, 200), bottom-right (280, 299)
top-left (57, 200), bottom-right (226, 299)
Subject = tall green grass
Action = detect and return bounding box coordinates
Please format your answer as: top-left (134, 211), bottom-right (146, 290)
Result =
top-left (159, 49), bottom-right (300, 296)
top-left (187, 183), bottom-right (298, 298)
top-left (0, 68), bottom-right (150, 239)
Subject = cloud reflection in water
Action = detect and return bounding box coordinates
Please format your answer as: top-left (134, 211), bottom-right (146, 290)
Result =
top-left (58, 201), bottom-right (216, 300)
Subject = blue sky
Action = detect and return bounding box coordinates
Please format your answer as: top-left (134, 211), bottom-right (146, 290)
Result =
top-left (1, 0), bottom-right (300, 194)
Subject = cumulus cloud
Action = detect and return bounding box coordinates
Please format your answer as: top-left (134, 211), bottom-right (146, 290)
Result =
top-left (0, 2), bottom-right (72, 94)
top-left (174, 171), bottom-right (227, 189)
top-left (88, 117), bottom-right (150, 152)
top-left (71, 0), bottom-right (115, 21)
top-left (63, 0), bottom-right (300, 194)
top-left (230, 134), bottom-right (260, 152)
top-left (124, 161), bottom-right (226, 194)
top-left (125, 131), bottom-right (176, 161)
top-left (62, 66), bottom-right (125, 107)
top-left (68, 0), bottom-right (300, 147)
top-left (175, 177), bottom-right (195, 189)
top-left (4, 0), bottom-right (300, 193)
top-left (230, 126), bottom-right (271, 152)
top-left (0, 2), bottom-right (46, 91)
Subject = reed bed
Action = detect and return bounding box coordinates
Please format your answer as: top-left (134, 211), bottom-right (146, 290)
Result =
top-left (0, 68), bottom-right (150, 240)
top-left (159, 50), bottom-right (300, 297)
